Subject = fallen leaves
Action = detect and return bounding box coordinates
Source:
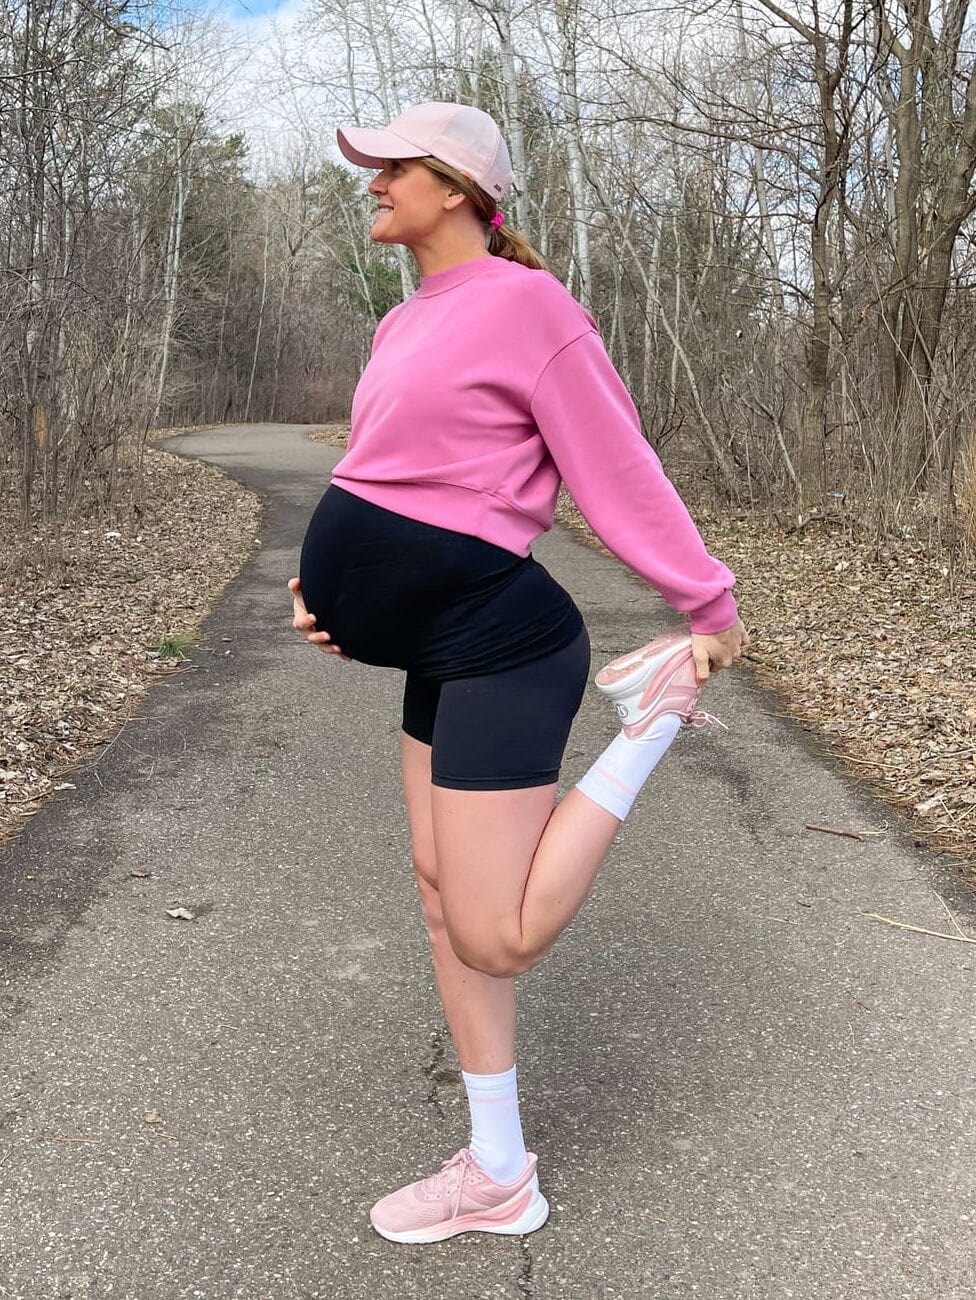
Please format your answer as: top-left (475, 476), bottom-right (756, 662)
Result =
top-left (0, 445), bottom-right (262, 844)
top-left (306, 424), bottom-right (352, 448)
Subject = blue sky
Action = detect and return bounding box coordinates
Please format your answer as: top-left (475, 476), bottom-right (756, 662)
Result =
top-left (219, 0), bottom-right (285, 17)
top-left (140, 0), bottom-right (342, 175)
top-left (141, 0), bottom-right (289, 25)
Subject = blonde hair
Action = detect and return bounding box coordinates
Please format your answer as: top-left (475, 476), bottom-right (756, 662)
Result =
top-left (419, 157), bottom-right (548, 271)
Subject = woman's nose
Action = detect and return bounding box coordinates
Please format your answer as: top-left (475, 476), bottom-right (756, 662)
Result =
top-left (368, 172), bottom-right (385, 195)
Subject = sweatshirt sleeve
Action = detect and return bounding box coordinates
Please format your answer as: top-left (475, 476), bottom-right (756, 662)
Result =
top-left (529, 330), bottom-right (739, 635)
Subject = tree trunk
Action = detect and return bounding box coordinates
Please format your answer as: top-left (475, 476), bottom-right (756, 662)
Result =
top-left (155, 124), bottom-right (190, 425)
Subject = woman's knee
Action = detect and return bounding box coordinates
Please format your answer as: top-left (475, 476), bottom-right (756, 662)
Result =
top-left (412, 848), bottom-right (439, 895)
top-left (445, 922), bottom-right (544, 978)
top-left (412, 850), bottom-right (448, 938)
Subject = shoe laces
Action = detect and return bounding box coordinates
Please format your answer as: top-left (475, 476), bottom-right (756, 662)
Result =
top-left (685, 708), bottom-right (729, 731)
top-left (424, 1148), bottom-right (483, 1214)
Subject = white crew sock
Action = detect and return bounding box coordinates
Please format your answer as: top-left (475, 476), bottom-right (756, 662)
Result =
top-left (575, 713), bottom-right (683, 821)
top-left (461, 1064), bottom-right (529, 1184)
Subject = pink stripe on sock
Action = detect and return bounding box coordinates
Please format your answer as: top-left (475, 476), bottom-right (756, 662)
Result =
top-left (592, 765), bottom-right (638, 795)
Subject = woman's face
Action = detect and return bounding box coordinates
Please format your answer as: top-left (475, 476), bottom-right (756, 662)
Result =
top-left (367, 158), bottom-right (452, 245)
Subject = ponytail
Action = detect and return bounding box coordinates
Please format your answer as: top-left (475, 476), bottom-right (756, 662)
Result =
top-left (419, 156), bottom-right (549, 272)
top-left (487, 219), bottom-right (548, 270)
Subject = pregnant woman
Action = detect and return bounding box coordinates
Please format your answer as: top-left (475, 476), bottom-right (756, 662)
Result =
top-left (289, 101), bottom-right (749, 1244)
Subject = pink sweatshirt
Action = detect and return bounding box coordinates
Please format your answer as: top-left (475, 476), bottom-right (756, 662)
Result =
top-left (332, 255), bottom-right (738, 635)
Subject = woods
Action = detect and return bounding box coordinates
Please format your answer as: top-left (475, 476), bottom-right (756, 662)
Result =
top-left (2, 0), bottom-right (975, 540)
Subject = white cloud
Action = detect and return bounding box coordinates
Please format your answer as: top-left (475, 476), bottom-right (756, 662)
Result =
top-left (161, 0), bottom-right (351, 177)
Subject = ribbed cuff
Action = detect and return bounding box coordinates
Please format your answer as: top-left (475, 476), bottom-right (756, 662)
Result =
top-left (688, 589), bottom-right (739, 636)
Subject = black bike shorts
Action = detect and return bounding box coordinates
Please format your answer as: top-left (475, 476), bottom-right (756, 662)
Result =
top-left (402, 626), bottom-right (591, 790)
top-left (299, 484), bottom-right (591, 789)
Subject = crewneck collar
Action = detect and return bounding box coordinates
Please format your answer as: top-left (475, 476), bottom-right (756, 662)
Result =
top-left (416, 255), bottom-right (502, 298)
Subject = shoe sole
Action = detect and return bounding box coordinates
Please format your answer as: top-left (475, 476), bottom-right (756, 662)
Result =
top-left (371, 1181), bottom-right (550, 1244)
top-left (594, 631), bottom-right (692, 693)
top-left (594, 635), bottom-right (702, 736)
top-left (595, 637), bottom-right (692, 700)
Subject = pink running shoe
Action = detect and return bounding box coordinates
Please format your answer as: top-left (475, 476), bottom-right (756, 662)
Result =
top-left (595, 627), bottom-right (718, 740)
top-left (369, 1148), bottom-right (549, 1244)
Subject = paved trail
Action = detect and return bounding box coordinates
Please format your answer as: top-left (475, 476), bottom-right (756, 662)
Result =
top-left (1, 424), bottom-right (972, 1300)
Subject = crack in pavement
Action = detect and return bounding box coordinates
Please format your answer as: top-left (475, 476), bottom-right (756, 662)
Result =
top-left (421, 1022), bottom-right (449, 1120)
top-left (516, 1235), bottom-right (534, 1296)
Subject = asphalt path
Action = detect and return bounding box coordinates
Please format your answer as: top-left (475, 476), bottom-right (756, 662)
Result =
top-left (1, 423), bottom-right (973, 1300)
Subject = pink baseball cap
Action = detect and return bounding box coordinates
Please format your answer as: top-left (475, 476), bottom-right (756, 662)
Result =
top-left (336, 101), bottom-right (514, 199)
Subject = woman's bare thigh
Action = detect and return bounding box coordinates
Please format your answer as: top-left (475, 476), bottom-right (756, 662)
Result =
top-left (400, 731), bottom-right (436, 884)
top-left (430, 783), bottom-right (558, 968)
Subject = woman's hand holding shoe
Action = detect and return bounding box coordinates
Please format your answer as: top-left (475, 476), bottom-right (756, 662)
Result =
top-left (690, 619), bottom-right (750, 685)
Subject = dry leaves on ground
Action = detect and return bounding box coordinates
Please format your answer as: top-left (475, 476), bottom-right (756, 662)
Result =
top-left (0, 445), bottom-right (262, 844)
top-left (308, 423), bottom-right (354, 448)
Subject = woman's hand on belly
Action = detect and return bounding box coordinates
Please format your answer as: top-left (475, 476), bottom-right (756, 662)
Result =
top-left (288, 577), bottom-right (350, 659)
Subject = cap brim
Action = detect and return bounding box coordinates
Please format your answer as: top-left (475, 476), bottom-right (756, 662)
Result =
top-left (336, 125), bottom-right (429, 169)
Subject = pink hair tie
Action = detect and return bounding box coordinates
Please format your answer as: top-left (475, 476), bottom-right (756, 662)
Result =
top-left (490, 210), bottom-right (505, 230)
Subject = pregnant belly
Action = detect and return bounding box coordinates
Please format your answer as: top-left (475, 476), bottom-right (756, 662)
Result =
top-left (299, 544), bottom-right (436, 667)
top-left (298, 484), bottom-right (541, 673)
top-left (297, 485), bottom-right (480, 669)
